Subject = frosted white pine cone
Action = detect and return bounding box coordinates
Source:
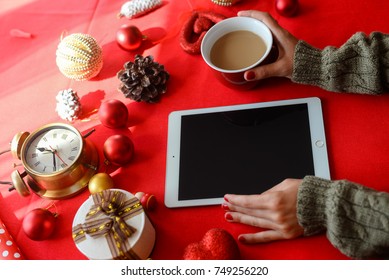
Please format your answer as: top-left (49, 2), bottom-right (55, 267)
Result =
top-left (55, 89), bottom-right (82, 122)
top-left (118, 0), bottom-right (162, 19)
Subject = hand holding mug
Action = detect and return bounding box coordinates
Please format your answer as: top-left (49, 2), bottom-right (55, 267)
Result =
top-left (238, 10), bottom-right (299, 81)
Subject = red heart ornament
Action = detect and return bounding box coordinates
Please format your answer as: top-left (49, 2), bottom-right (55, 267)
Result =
top-left (179, 11), bottom-right (226, 54)
top-left (183, 228), bottom-right (240, 260)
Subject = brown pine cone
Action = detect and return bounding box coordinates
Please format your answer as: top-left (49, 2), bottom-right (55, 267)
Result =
top-left (117, 55), bottom-right (170, 103)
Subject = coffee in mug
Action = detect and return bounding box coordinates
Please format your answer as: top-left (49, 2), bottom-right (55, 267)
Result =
top-left (210, 30), bottom-right (267, 71)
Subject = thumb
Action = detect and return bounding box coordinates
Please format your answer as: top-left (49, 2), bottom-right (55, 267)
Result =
top-left (245, 58), bottom-right (293, 81)
top-left (244, 63), bottom-right (280, 81)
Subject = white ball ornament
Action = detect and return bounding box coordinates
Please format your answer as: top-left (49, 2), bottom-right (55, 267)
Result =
top-left (56, 33), bottom-right (103, 81)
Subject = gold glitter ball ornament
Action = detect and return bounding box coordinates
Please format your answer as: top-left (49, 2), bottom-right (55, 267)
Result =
top-left (56, 33), bottom-right (103, 81)
top-left (211, 0), bottom-right (240, 6)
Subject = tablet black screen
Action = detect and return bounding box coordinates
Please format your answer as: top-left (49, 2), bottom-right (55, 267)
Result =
top-left (178, 103), bottom-right (314, 200)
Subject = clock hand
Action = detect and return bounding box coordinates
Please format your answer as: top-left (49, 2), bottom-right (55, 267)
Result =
top-left (37, 147), bottom-right (52, 153)
top-left (37, 147), bottom-right (57, 170)
top-left (49, 145), bottom-right (68, 166)
top-left (52, 151), bottom-right (56, 171)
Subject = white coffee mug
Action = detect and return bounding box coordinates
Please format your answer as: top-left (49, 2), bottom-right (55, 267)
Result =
top-left (201, 16), bottom-right (275, 89)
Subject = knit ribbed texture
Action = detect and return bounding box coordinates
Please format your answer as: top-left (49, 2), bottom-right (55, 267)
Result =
top-left (297, 176), bottom-right (389, 259)
top-left (292, 32), bottom-right (389, 94)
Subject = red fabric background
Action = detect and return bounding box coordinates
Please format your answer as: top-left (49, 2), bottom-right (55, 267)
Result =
top-left (1, 0), bottom-right (389, 260)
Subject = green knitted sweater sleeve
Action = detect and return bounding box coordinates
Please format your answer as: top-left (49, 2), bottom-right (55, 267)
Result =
top-left (292, 32), bottom-right (389, 94)
top-left (297, 176), bottom-right (389, 259)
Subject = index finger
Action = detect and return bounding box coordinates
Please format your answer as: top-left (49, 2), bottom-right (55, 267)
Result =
top-left (224, 192), bottom-right (276, 210)
top-left (237, 10), bottom-right (283, 38)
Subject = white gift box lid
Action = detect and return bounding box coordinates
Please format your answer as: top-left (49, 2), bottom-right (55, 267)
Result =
top-left (72, 189), bottom-right (155, 260)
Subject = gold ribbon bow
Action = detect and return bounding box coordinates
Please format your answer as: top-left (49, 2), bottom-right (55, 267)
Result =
top-left (72, 190), bottom-right (143, 259)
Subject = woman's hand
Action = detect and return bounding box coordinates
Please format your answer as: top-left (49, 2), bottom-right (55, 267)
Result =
top-left (238, 10), bottom-right (298, 81)
top-left (223, 179), bottom-right (304, 243)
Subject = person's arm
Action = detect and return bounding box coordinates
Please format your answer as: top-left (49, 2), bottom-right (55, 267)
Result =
top-left (224, 176), bottom-right (389, 259)
top-left (298, 176), bottom-right (389, 259)
top-left (292, 32), bottom-right (389, 94)
top-left (238, 11), bottom-right (389, 94)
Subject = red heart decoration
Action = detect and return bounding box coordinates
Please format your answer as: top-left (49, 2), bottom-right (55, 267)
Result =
top-left (183, 228), bottom-right (240, 260)
top-left (193, 17), bottom-right (213, 34)
top-left (179, 11), bottom-right (226, 54)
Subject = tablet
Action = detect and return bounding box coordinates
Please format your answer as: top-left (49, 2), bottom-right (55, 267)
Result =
top-left (165, 97), bottom-right (330, 208)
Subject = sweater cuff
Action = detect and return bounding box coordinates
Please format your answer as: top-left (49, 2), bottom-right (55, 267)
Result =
top-left (291, 41), bottom-right (325, 87)
top-left (297, 175), bottom-right (332, 236)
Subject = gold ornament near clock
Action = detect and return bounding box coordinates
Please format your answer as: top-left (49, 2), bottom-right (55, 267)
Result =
top-left (9, 123), bottom-right (99, 199)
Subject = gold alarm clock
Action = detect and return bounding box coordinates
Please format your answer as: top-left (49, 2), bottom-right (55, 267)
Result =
top-left (10, 123), bottom-right (99, 199)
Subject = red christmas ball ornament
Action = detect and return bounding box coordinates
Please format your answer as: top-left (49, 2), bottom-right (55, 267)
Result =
top-left (116, 25), bottom-right (144, 51)
top-left (22, 208), bottom-right (57, 241)
top-left (98, 99), bottom-right (129, 129)
top-left (183, 228), bottom-right (240, 260)
top-left (275, 0), bottom-right (299, 17)
top-left (103, 134), bottom-right (134, 166)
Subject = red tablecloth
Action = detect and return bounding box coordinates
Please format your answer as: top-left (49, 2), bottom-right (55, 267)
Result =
top-left (1, 0), bottom-right (389, 260)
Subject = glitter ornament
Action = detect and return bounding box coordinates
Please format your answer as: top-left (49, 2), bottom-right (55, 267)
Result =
top-left (55, 88), bottom-right (82, 122)
top-left (56, 33), bottom-right (103, 81)
top-left (118, 0), bottom-right (162, 19)
top-left (183, 228), bottom-right (240, 260)
top-left (211, 0), bottom-right (240, 6)
top-left (180, 11), bottom-right (226, 54)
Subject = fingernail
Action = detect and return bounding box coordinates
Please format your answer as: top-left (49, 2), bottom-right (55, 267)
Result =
top-left (245, 71), bottom-right (256, 81)
top-left (238, 235), bottom-right (246, 243)
top-left (224, 196), bottom-right (229, 202)
top-left (225, 213), bottom-right (233, 221)
top-left (221, 203), bottom-right (230, 211)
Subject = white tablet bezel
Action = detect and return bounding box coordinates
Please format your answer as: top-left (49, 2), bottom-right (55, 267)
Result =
top-left (165, 97), bottom-right (330, 208)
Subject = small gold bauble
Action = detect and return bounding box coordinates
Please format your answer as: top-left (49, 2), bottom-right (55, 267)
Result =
top-left (211, 0), bottom-right (240, 6)
top-left (88, 173), bottom-right (114, 194)
top-left (56, 33), bottom-right (103, 81)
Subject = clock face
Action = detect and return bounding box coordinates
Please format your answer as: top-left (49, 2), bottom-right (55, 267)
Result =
top-left (23, 125), bottom-right (82, 174)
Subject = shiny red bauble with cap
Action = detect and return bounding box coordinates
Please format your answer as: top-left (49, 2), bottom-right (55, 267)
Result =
top-left (22, 208), bottom-right (57, 241)
top-left (116, 25), bottom-right (143, 51)
top-left (103, 134), bottom-right (134, 166)
top-left (275, 0), bottom-right (299, 17)
top-left (98, 99), bottom-right (129, 129)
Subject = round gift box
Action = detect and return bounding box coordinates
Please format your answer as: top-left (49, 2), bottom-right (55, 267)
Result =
top-left (72, 189), bottom-right (155, 260)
